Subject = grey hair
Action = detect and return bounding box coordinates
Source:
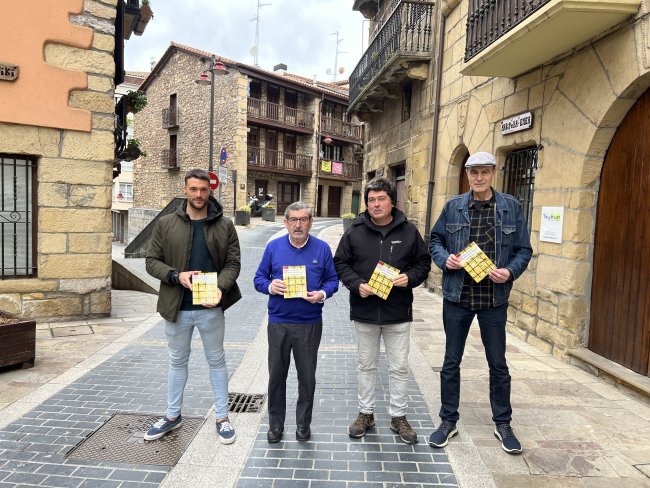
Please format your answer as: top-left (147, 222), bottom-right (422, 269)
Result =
top-left (284, 201), bottom-right (313, 219)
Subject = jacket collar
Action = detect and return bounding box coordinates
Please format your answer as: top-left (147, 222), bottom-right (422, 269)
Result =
top-left (177, 195), bottom-right (224, 222)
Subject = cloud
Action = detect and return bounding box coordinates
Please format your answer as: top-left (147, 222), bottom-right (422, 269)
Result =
top-left (124, 0), bottom-right (363, 81)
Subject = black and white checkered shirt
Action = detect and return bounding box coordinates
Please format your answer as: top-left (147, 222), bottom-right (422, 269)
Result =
top-left (459, 194), bottom-right (496, 311)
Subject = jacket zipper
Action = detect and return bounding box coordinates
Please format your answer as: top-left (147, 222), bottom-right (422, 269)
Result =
top-left (378, 239), bottom-right (383, 324)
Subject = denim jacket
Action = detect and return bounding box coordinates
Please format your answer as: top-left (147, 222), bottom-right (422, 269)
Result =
top-left (429, 190), bottom-right (532, 307)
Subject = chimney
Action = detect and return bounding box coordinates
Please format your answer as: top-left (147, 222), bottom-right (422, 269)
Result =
top-left (273, 63), bottom-right (287, 75)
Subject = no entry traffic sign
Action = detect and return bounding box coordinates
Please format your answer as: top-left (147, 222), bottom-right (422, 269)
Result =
top-left (207, 171), bottom-right (219, 190)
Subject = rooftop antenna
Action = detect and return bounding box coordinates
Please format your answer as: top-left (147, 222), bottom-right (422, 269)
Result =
top-left (251, 0), bottom-right (272, 67)
top-left (330, 31), bottom-right (347, 82)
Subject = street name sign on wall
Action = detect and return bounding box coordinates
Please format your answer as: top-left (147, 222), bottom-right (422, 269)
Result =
top-left (501, 112), bottom-right (533, 135)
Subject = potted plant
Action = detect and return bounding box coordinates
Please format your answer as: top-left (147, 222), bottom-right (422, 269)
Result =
top-left (140, 0), bottom-right (153, 19)
top-left (342, 212), bottom-right (356, 232)
top-left (261, 205), bottom-right (276, 222)
top-left (235, 205), bottom-right (251, 226)
top-left (125, 90), bottom-right (148, 114)
top-left (124, 138), bottom-right (146, 161)
top-left (0, 311), bottom-right (36, 369)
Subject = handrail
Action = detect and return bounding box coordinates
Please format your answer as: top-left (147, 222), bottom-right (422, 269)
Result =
top-left (318, 159), bottom-right (360, 179)
top-left (349, 1), bottom-right (434, 107)
top-left (465, 0), bottom-right (551, 61)
top-left (247, 147), bottom-right (312, 173)
top-left (124, 197), bottom-right (185, 258)
top-left (247, 97), bottom-right (314, 129)
top-left (321, 117), bottom-right (364, 142)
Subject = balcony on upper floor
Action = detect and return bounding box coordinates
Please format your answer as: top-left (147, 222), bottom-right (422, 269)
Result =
top-left (461, 0), bottom-right (640, 78)
top-left (321, 117), bottom-right (364, 145)
top-left (348, 0), bottom-right (435, 114)
top-left (247, 148), bottom-right (313, 176)
top-left (161, 149), bottom-right (179, 170)
top-left (318, 159), bottom-right (361, 182)
top-left (162, 106), bottom-right (179, 128)
top-left (247, 98), bottom-right (315, 134)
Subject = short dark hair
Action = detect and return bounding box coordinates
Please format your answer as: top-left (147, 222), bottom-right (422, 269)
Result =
top-left (364, 176), bottom-right (396, 205)
top-left (284, 201), bottom-right (312, 219)
top-left (184, 168), bottom-right (210, 184)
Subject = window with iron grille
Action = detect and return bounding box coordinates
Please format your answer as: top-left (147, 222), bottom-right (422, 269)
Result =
top-left (1, 156), bottom-right (37, 278)
top-left (503, 146), bottom-right (538, 233)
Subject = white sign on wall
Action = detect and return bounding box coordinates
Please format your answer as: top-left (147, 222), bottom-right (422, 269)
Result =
top-left (540, 206), bottom-right (564, 243)
top-left (501, 112), bottom-right (533, 135)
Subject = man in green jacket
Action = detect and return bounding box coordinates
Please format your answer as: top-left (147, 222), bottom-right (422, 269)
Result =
top-left (144, 169), bottom-right (242, 444)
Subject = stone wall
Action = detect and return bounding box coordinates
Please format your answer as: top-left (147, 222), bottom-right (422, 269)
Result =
top-left (0, 0), bottom-right (116, 320)
top-left (430, 0), bottom-right (650, 358)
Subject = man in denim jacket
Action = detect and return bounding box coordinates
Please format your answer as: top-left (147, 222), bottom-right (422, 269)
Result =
top-left (428, 152), bottom-right (532, 454)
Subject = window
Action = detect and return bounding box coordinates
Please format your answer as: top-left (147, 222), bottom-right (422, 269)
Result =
top-left (401, 82), bottom-right (412, 122)
top-left (121, 160), bottom-right (133, 172)
top-left (118, 183), bottom-right (133, 202)
top-left (323, 144), bottom-right (343, 161)
top-left (1, 156), bottom-right (37, 278)
top-left (503, 146), bottom-right (538, 232)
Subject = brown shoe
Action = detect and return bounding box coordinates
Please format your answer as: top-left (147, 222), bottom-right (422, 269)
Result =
top-left (348, 413), bottom-right (375, 438)
top-left (390, 416), bottom-right (418, 444)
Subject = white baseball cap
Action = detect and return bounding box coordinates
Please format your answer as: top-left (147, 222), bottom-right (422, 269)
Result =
top-left (465, 152), bottom-right (496, 167)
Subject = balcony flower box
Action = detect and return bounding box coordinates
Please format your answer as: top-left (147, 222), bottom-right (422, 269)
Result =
top-left (262, 207), bottom-right (276, 222)
top-left (0, 311), bottom-right (36, 369)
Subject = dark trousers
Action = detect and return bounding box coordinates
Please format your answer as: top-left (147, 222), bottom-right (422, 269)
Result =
top-left (267, 322), bottom-right (322, 430)
top-left (440, 300), bottom-right (512, 424)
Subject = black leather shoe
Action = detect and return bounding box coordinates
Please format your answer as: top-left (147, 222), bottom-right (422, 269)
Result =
top-left (267, 428), bottom-right (283, 443)
top-left (296, 426), bottom-right (311, 441)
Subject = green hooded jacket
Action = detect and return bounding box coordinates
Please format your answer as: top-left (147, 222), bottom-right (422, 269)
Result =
top-left (145, 196), bottom-right (242, 322)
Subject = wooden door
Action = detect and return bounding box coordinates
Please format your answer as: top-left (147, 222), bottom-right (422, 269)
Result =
top-left (265, 131), bottom-right (278, 167)
top-left (277, 181), bottom-right (299, 215)
top-left (247, 128), bottom-right (259, 164)
top-left (317, 185), bottom-right (323, 217)
top-left (458, 153), bottom-right (470, 194)
top-left (284, 134), bottom-right (296, 170)
top-left (267, 85), bottom-right (280, 120)
top-left (589, 88), bottom-right (650, 376)
top-left (328, 186), bottom-right (342, 217)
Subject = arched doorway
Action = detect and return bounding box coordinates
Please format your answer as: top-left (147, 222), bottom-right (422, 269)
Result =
top-left (458, 152), bottom-right (470, 194)
top-left (589, 88), bottom-right (650, 376)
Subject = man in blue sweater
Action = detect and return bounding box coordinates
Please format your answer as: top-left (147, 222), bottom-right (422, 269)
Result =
top-left (254, 201), bottom-right (339, 443)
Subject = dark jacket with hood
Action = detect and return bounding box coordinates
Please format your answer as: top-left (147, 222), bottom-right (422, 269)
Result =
top-left (334, 208), bottom-right (431, 325)
top-left (146, 196), bottom-right (242, 322)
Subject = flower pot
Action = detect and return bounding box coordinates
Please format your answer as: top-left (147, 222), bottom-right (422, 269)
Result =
top-left (0, 311), bottom-right (36, 369)
top-left (235, 210), bottom-right (250, 226)
top-left (262, 208), bottom-right (276, 222)
top-left (343, 218), bottom-right (354, 232)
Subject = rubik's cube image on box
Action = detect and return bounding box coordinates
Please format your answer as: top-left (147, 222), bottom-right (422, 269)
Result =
top-left (458, 241), bottom-right (496, 283)
top-left (368, 261), bottom-right (400, 300)
top-left (191, 272), bottom-right (220, 305)
top-left (283, 265), bottom-right (307, 299)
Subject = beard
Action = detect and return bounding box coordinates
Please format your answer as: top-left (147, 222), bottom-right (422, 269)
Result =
top-left (188, 197), bottom-right (207, 211)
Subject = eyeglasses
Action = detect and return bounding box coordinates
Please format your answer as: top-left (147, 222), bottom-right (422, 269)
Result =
top-left (287, 217), bottom-right (311, 225)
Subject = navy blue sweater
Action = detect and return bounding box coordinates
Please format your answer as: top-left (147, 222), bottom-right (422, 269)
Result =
top-left (254, 235), bottom-right (339, 323)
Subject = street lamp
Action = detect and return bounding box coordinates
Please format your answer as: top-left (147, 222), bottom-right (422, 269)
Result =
top-left (195, 55), bottom-right (229, 171)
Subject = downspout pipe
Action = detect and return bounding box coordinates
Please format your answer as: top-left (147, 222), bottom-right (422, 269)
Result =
top-left (424, 5), bottom-right (447, 241)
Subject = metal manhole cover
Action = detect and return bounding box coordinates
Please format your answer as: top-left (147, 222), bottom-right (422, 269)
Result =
top-left (228, 393), bottom-right (266, 413)
top-left (66, 413), bottom-right (204, 466)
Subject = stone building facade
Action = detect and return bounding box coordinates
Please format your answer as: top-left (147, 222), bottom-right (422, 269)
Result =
top-left (350, 0), bottom-right (650, 381)
top-left (0, 0), bottom-right (151, 320)
top-left (133, 42), bottom-right (364, 220)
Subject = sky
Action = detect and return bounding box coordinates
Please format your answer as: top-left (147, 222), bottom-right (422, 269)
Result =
top-left (124, 0), bottom-right (368, 82)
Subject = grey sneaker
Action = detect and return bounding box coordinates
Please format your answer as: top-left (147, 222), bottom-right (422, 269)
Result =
top-left (390, 416), bottom-right (418, 444)
top-left (348, 413), bottom-right (375, 438)
top-left (428, 420), bottom-right (458, 448)
top-left (494, 423), bottom-right (522, 454)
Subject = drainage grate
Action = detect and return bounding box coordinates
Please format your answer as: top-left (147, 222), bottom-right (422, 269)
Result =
top-left (228, 392), bottom-right (266, 413)
top-left (66, 413), bottom-right (204, 466)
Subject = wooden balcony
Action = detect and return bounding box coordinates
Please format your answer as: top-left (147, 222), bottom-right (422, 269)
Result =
top-left (348, 1), bottom-right (434, 113)
top-left (162, 106), bottom-right (179, 128)
top-left (318, 159), bottom-right (360, 181)
top-left (162, 149), bottom-right (179, 170)
top-left (247, 148), bottom-right (312, 176)
top-left (247, 98), bottom-right (315, 134)
top-left (321, 117), bottom-right (364, 145)
top-left (462, 0), bottom-right (640, 78)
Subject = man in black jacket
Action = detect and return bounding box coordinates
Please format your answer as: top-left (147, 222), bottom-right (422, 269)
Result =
top-left (334, 177), bottom-right (431, 444)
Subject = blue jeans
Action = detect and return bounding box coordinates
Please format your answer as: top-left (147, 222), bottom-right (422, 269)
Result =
top-left (440, 300), bottom-right (511, 424)
top-left (164, 308), bottom-right (228, 419)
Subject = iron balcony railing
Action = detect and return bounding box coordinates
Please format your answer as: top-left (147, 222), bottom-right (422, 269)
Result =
top-left (247, 148), bottom-right (312, 174)
top-left (162, 106), bottom-right (179, 128)
top-left (321, 117), bottom-right (364, 144)
top-left (318, 159), bottom-right (360, 180)
top-left (162, 149), bottom-right (179, 169)
top-left (349, 1), bottom-right (434, 107)
top-left (247, 97), bottom-right (314, 130)
top-left (465, 0), bottom-right (551, 61)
